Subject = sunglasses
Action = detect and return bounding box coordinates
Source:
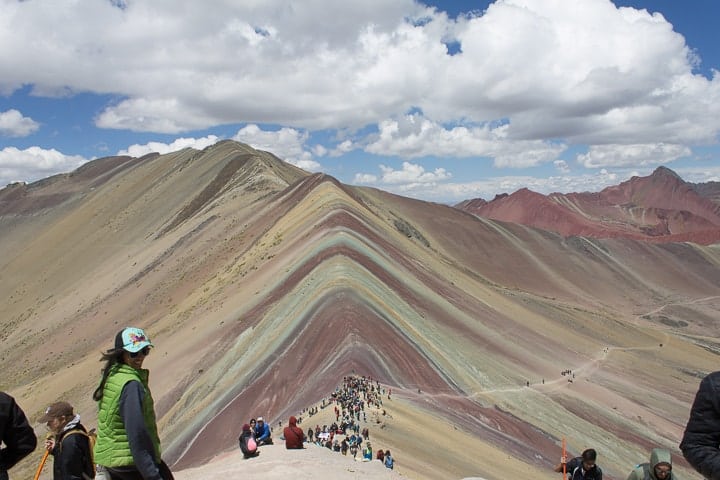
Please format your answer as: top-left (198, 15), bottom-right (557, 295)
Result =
top-left (655, 468), bottom-right (672, 475)
top-left (129, 346), bottom-right (151, 358)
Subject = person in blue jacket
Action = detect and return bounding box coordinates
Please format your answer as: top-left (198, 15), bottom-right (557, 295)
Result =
top-left (255, 417), bottom-right (273, 446)
top-left (384, 450), bottom-right (394, 469)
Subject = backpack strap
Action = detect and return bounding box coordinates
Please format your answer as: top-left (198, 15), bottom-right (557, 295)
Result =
top-left (63, 428), bottom-right (89, 439)
top-left (59, 428), bottom-right (89, 450)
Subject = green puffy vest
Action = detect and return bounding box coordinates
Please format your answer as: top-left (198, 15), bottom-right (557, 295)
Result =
top-left (94, 363), bottom-right (161, 467)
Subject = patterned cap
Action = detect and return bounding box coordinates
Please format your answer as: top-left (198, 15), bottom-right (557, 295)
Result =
top-left (115, 327), bottom-right (153, 353)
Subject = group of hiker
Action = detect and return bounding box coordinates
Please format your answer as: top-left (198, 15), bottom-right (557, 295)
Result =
top-left (238, 415), bottom-right (274, 459)
top-left (305, 423), bottom-right (394, 469)
top-left (4, 327), bottom-right (720, 479)
top-left (237, 374), bottom-right (395, 470)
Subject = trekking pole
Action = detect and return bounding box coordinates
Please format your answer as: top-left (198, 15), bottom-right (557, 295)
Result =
top-left (561, 438), bottom-right (567, 479)
top-left (33, 450), bottom-right (50, 480)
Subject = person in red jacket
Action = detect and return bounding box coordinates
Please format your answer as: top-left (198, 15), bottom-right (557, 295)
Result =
top-left (283, 416), bottom-right (305, 449)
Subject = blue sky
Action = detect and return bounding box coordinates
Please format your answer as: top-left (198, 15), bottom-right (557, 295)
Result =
top-left (1, 0), bottom-right (719, 204)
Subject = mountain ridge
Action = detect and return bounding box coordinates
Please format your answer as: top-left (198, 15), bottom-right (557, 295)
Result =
top-left (456, 166), bottom-right (720, 245)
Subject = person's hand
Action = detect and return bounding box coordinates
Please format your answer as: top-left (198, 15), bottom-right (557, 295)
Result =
top-left (45, 438), bottom-right (55, 452)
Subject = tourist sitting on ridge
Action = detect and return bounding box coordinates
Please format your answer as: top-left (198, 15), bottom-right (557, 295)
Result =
top-left (255, 416), bottom-right (273, 445)
top-left (238, 423), bottom-right (259, 459)
top-left (363, 441), bottom-right (373, 461)
top-left (384, 450), bottom-right (394, 469)
top-left (283, 416), bottom-right (305, 449)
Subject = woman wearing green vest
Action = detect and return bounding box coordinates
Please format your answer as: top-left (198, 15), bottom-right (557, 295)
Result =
top-left (92, 327), bottom-right (173, 480)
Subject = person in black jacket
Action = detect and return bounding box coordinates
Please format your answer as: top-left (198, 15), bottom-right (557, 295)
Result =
top-left (40, 401), bottom-right (94, 480)
top-left (0, 391), bottom-right (37, 480)
top-left (555, 448), bottom-right (603, 480)
top-left (680, 370), bottom-right (720, 480)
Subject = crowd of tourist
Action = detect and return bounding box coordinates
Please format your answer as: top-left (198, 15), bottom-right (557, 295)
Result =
top-left (239, 374), bottom-right (395, 470)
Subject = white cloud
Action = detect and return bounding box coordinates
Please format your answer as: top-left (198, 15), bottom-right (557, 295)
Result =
top-left (431, 1), bottom-right (720, 145)
top-left (0, 110), bottom-right (40, 137)
top-left (312, 144), bottom-right (328, 157)
top-left (674, 165), bottom-right (720, 184)
top-left (2, 0), bottom-right (720, 200)
top-left (1, 0), bottom-right (717, 152)
top-left (353, 173), bottom-right (378, 183)
top-left (365, 168), bottom-right (632, 203)
top-left (96, 98), bottom-right (218, 134)
top-left (118, 135), bottom-right (220, 157)
top-left (576, 143), bottom-right (692, 168)
top-left (353, 161), bottom-right (720, 204)
top-left (554, 159), bottom-right (571, 174)
top-left (329, 140), bottom-right (356, 157)
top-left (364, 113), bottom-right (566, 167)
top-left (354, 161), bottom-right (451, 187)
top-left (232, 125), bottom-right (320, 171)
top-left (0, 146), bottom-right (87, 187)
top-left (382, 161), bottom-right (451, 184)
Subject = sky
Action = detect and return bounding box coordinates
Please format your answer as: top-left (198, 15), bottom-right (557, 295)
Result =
top-left (1, 0), bottom-right (719, 204)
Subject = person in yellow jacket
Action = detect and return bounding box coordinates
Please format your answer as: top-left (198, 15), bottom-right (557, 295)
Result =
top-left (92, 327), bottom-right (173, 480)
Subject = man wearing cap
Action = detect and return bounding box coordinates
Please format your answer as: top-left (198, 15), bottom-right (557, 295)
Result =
top-left (40, 401), bottom-right (94, 480)
top-left (0, 391), bottom-right (37, 480)
top-left (255, 417), bottom-right (273, 446)
top-left (92, 327), bottom-right (173, 480)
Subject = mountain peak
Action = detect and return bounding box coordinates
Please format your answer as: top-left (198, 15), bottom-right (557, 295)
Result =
top-left (651, 165), bottom-right (682, 180)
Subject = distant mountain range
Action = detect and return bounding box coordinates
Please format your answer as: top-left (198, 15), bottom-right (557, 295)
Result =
top-left (1, 141), bottom-right (718, 480)
top-left (455, 166), bottom-right (720, 245)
